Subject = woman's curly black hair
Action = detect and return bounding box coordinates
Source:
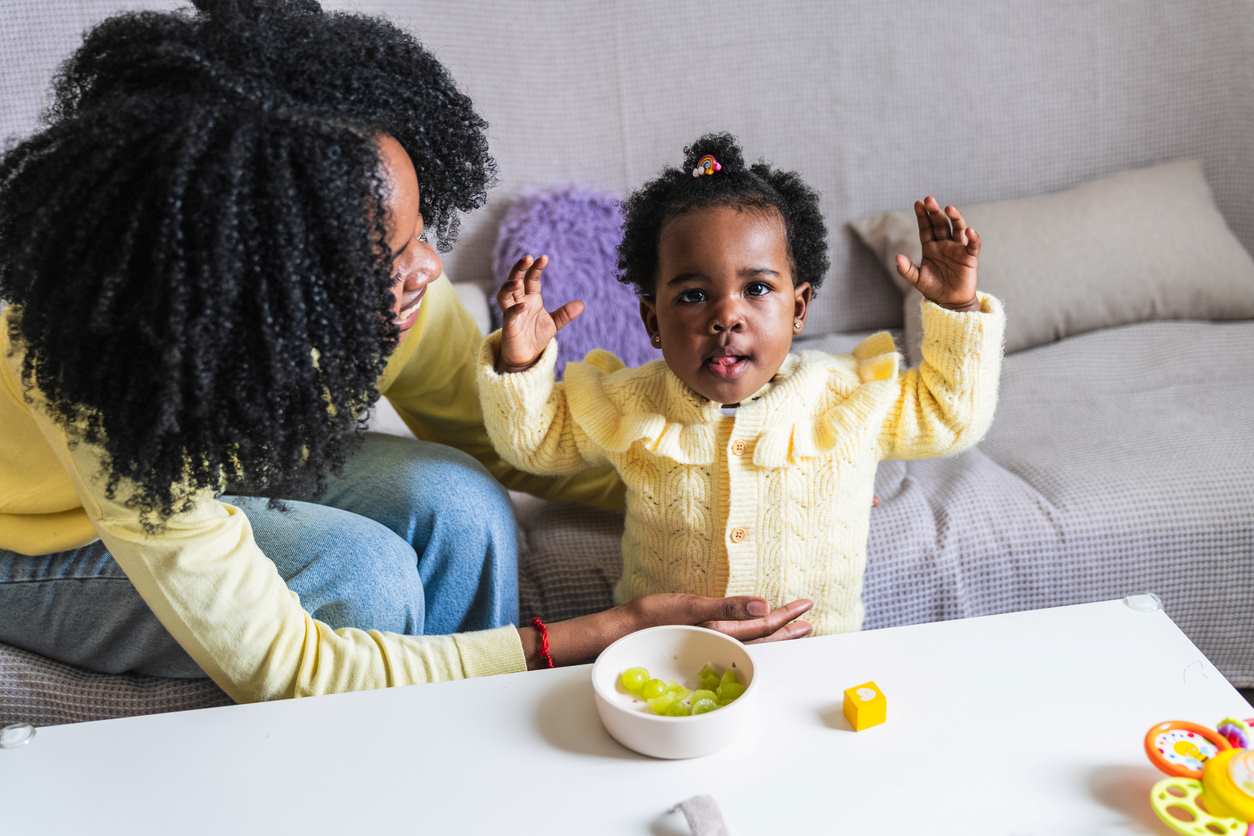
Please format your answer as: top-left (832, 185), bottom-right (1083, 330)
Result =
top-left (0, 0), bottom-right (495, 528)
top-left (618, 132), bottom-right (829, 297)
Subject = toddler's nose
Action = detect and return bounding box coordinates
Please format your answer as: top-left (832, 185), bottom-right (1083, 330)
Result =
top-left (709, 300), bottom-right (745, 334)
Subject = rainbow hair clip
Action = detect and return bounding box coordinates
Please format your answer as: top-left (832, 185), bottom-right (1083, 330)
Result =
top-left (691, 154), bottom-right (722, 178)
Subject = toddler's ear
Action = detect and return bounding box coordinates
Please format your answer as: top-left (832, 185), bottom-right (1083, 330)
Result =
top-left (639, 298), bottom-right (660, 343)
top-left (793, 281), bottom-right (813, 325)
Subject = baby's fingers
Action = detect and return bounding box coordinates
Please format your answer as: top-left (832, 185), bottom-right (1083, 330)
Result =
top-left (497, 254), bottom-right (534, 310)
top-left (895, 254), bottom-right (921, 287)
top-left (924, 195), bottom-right (952, 240)
top-left (913, 199), bottom-right (935, 244)
top-left (523, 254), bottom-right (548, 297)
top-left (550, 299), bottom-right (585, 332)
top-left (946, 204), bottom-right (968, 246)
top-left (966, 226), bottom-right (982, 257)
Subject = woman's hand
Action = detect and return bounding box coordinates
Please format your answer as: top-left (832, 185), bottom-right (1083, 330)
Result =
top-left (495, 254), bottom-right (585, 372)
top-left (895, 195), bottom-right (981, 312)
top-left (519, 594), bottom-right (814, 670)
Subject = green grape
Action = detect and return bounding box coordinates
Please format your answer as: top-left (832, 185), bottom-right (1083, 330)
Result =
top-left (646, 693), bottom-right (676, 715)
top-left (634, 664), bottom-right (747, 717)
top-left (618, 667), bottom-right (649, 694)
top-left (641, 678), bottom-right (668, 699)
top-left (691, 697), bottom-right (719, 715)
top-left (698, 664), bottom-right (720, 691)
top-left (717, 680), bottom-right (746, 704)
top-left (666, 697), bottom-right (693, 717)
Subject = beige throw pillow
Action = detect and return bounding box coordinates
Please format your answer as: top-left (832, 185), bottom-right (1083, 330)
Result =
top-left (849, 159), bottom-right (1254, 361)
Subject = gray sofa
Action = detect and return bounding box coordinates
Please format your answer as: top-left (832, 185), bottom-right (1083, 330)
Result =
top-left (3, 0), bottom-right (1252, 725)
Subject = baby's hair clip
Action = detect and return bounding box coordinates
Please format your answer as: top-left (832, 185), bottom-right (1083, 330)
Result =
top-left (692, 154), bottom-right (722, 178)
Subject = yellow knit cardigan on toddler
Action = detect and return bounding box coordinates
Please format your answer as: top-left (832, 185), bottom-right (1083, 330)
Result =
top-left (478, 294), bottom-right (1005, 635)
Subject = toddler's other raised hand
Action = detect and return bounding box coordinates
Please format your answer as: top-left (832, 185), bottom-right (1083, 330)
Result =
top-left (895, 196), bottom-right (981, 312)
top-left (495, 254), bottom-right (585, 372)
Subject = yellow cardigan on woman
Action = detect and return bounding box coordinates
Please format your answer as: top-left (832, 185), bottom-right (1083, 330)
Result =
top-left (479, 294), bottom-right (1005, 636)
top-left (0, 276), bottom-right (620, 701)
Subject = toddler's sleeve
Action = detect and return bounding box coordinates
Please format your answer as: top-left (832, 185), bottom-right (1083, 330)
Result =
top-left (381, 276), bottom-right (623, 511)
top-left (477, 331), bottom-right (608, 476)
top-left (879, 293), bottom-right (1006, 461)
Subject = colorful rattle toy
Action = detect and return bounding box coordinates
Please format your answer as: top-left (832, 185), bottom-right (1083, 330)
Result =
top-left (691, 154), bottom-right (721, 178)
top-left (1143, 716), bottom-right (1254, 833)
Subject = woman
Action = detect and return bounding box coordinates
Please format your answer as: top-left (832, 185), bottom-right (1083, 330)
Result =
top-left (0, 0), bottom-right (812, 702)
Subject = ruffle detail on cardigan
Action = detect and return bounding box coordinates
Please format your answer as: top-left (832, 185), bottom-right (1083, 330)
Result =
top-left (561, 335), bottom-right (899, 468)
top-left (753, 335), bottom-right (901, 468)
top-left (564, 350), bottom-right (719, 465)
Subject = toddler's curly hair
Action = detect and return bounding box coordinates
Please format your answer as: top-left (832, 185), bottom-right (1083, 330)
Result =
top-left (618, 132), bottom-right (829, 297)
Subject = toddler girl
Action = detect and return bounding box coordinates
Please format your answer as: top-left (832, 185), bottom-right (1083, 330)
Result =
top-left (478, 134), bottom-right (1005, 635)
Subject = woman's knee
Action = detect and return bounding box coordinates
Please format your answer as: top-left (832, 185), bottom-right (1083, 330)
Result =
top-left (343, 435), bottom-right (519, 553)
top-left (313, 519), bottom-right (424, 634)
top-left (234, 497), bottom-right (426, 635)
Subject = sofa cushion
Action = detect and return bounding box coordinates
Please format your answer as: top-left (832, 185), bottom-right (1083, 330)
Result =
top-left (850, 159), bottom-right (1254, 361)
top-left (0, 641), bottom-right (229, 726)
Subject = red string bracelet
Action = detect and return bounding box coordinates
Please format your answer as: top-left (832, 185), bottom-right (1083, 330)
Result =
top-left (532, 616), bottom-right (555, 669)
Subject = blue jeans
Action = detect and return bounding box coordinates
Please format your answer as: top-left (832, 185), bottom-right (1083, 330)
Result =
top-left (0, 433), bottom-right (519, 678)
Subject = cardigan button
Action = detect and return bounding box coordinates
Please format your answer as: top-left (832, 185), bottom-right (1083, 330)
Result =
top-left (730, 440), bottom-right (747, 456)
top-left (730, 526), bottom-right (749, 543)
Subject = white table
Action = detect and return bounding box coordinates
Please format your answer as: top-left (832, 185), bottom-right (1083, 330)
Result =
top-left (2, 599), bottom-right (1249, 835)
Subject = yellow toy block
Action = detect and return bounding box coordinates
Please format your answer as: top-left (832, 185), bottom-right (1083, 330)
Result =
top-left (842, 681), bottom-right (887, 731)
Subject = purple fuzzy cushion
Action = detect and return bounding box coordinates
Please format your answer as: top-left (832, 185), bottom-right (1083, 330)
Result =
top-left (491, 186), bottom-right (655, 377)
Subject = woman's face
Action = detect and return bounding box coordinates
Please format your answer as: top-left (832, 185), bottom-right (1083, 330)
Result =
top-left (640, 205), bottom-right (811, 405)
top-left (377, 134), bottom-right (443, 333)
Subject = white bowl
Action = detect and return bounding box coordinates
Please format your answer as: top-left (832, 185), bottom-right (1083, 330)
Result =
top-left (591, 625), bottom-right (757, 759)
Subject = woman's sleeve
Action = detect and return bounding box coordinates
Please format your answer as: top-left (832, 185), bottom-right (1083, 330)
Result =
top-left (27, 397), bottom-right (526, 703)
top-left (476, 331), bottom-right (608, 476)
top-left (878, 292), bottom-right (1006, 461)
top-left (381, 276), bottom-right (624, 510)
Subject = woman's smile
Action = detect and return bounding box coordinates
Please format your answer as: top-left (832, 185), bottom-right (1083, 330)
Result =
top-left (393, 272), bottom-right (435, 328)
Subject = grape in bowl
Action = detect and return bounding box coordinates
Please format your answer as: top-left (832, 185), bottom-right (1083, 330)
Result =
top-left (591, 625), bottom-right (757, 759)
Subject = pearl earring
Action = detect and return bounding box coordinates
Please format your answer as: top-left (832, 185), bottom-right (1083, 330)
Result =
top-left (794, 319), bottom-right (803, 332)
top-left (651, 334), bottom-right (662, 347)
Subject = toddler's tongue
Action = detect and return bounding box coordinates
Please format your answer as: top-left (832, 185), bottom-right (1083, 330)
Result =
top-left (706, 355), bottom-right (747, 380)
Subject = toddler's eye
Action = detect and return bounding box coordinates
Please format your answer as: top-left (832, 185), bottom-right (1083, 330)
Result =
top-left (677, 289), bottom-right (706, 304)
top-left (746, 281), bottom-right (771, 297)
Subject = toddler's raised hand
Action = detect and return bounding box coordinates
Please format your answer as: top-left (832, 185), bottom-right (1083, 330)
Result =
top-left (495, 254), bottom-right (585, 372)
top-left (895, 196), bottom-right (981, 312)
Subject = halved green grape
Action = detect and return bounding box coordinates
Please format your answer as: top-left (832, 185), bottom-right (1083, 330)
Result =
top-left (691, 697), bottom-right (719, 715)
top-left (698, 664), bottom-right (720, 691)
top-left (641, 678), bottom-right (668, 699)
top-left (646, 693), bottom-right (677, 715)
top-left (666, 697), bottom-right (693, 717)
top-left (618, 667), bottom-right (650, 694)
top-left (625, 663), bottom-right (745, 716)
